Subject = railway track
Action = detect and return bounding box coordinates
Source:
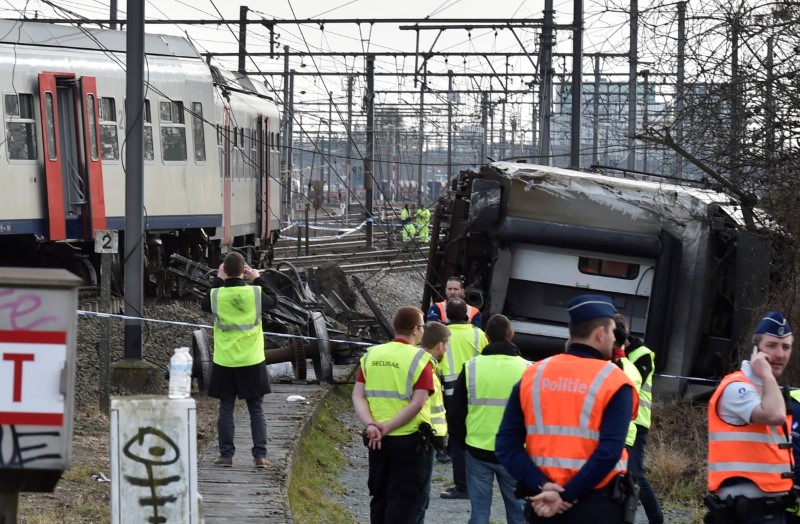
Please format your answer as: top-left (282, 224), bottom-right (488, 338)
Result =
top-left (272, 221), bottom-right (430, 274)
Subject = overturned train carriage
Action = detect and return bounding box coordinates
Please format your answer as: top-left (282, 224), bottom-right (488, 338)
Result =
top-left (423, 161), bottom-right (771, 398)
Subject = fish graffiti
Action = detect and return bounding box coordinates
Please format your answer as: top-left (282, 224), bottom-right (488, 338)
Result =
top-left (123, 426), bottom-right (182, 524)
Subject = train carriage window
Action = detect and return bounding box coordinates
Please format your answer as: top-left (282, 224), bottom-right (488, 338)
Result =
top-left (44, 93), bottom-right (57, 161)
top-left (86, 94), bottom-right (98, 161)
top-left (232, 126), bottom-right (241, 179)
top-left (99, 97), bottom-right (119, 160)
top-left (578, 256), bottom-right (640, 280)
top-left (250, 128), bottom-right (257, 178)
top-left (159, 100), bottom-right (187, 162)
top-left (4, 93), bottom-right (37, 160)
top-left (143, 100), bottom-right (154, 161)
top-left (191, 102), bottom-right (206, 163)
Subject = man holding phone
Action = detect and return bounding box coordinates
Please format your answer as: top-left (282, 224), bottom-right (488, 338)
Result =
top-left (705, 311), bottom-right (795, 524)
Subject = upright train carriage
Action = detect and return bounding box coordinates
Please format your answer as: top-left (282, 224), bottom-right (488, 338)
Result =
top-left (0, 20), bottom-right (282, 294)
top-left (423, 161), bottom-right (772, 398)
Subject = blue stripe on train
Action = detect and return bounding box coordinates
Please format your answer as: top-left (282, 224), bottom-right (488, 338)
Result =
top-left (0, 215), bottom-right (223, 237)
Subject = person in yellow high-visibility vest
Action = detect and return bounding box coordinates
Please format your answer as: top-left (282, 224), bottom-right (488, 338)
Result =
top-left (415, 321), bottom-right (451, 524)
top-left (612, 320), bottom-right (641, 450)
top-left (440, 298), bottom-right (489, 500)
top-left (615, 314), bottom-right (663, 524)
top-left (403, 221), bottom-right (417, 243)
top-left (352, 306), bottom-right (436, 524)
top-left (416, 206), bottom-right (431, 243)
top-left (449, 314), bottom-right (530, 524)
top-left (201, 252), bottom-right (278, 469)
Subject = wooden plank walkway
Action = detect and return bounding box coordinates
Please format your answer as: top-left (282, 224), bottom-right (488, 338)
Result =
top-left (197, 382), bottom-right (327, 523)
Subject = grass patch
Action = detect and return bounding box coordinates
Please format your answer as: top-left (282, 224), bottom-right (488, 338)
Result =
top-left (288, 385), bottom-right (356, 524)
top-left (648, 401), bottom-right (708, 523)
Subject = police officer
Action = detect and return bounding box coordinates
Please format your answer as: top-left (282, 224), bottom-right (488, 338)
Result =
top-left (495, 294), bottom-right (638, 523)
top-left (201, 252), bottom-right (278, 468)
top-left (352, 306), bottom-right (436, 524)
top-left (440, 298), bottom-right (489, 500)
top-left (449, 314), bottom-right (529, 524)
top-left (427, 276), bottom-right (483, 328)
top-left (706, 311), bottom-right (794, 524)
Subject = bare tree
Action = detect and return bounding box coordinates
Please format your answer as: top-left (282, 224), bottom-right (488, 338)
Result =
top-left (635, 0), bottom-right (800, 232)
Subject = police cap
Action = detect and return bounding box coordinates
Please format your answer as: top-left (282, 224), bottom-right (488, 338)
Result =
top-left (567, 294), bottom-right (617, 325)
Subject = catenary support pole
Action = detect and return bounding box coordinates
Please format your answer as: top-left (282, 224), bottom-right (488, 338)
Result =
top-left (365, 55), bottom-right (375, 248)
top-left (123, 0), bottom-right (145, 360)
top-left (417, 68), bottom-right (425, 208)
top-left (570, 0), bottom-right (584, 168)
top-left (627, 0), bottom-right (638, 171)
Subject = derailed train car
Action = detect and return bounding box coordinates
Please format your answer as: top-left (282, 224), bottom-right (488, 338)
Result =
top-left (422, 161), bottom-right (771, 397)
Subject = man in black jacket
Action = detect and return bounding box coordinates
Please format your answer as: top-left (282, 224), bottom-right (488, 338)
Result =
top-left (200, 252), bottom-right (278, 468)
top-left (449, 314), bottom-right (529, 523)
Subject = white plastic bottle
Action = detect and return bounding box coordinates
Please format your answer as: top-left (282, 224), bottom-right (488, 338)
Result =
top-left (168, 347), bottom-right (193, 399)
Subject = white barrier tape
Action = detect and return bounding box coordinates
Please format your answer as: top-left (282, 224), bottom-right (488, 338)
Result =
top-left (653, 373), bottom-right (720, 384)
top-left (280, 220), bottom-right (369, 242)
top-left (77, 309), bottom-right (372, 347)
top-left (281, 219), bottom-right (370, 232)
top-left (72, 310), bottom-right (741, 381)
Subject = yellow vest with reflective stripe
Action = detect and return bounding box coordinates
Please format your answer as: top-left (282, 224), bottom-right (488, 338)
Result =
top-left (618, 357), bottom-right (641, 447)
top-left (427, 359), bottom-right (447, 437)
top-left (465, 353), bottom-right (529, 451)
top-left (441, 324), bottom-right (488, 396)
top-left (361, 341), bottom-right (433, 436)
top-left (627, 345), bottom-right (655, 428)
top-left (210, 285), bottom-right (264, 367)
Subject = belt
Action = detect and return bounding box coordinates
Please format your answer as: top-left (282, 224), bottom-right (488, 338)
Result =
top-left (707, 494), bottom-right (793, 519)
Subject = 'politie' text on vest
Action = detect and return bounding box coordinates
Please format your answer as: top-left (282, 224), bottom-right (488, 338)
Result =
top-left (541, 377), bottom-right (588, 393)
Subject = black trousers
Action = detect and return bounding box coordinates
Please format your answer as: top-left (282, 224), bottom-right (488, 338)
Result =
top-left (443, 395), bottom-right (467, 491)
top-left (527, 489), bottom-right (624, 524)
top-left (368, 433), bottom-right (427, 524)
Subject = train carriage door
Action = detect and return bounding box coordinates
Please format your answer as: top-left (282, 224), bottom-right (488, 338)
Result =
top-left (38, 72), bottom-right (105, 241)
top-left (38, 73), bottom-right (67, 240)
top-left (78, 77), bottom-right (106, 235)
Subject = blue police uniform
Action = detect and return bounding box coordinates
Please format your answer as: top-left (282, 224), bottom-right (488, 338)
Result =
top-left (495, 295), bottom-right (635, 523)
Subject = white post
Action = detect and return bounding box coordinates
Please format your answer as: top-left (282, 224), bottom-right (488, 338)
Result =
top-left (110, 397), bottom-right (199, 523)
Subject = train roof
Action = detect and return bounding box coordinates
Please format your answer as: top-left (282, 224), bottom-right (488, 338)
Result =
top-left (487, 161), bottom-right (758, 228)
top-left (0, 18), bottom-right (199, 58)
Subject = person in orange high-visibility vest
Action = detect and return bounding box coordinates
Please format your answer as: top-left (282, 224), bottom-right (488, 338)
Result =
top-left (427, 276), bottom-right (483, 328)
top-left (705, 311), bottom-right (794, 524)
top-left (495, 294), bottom-right (638, 523)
